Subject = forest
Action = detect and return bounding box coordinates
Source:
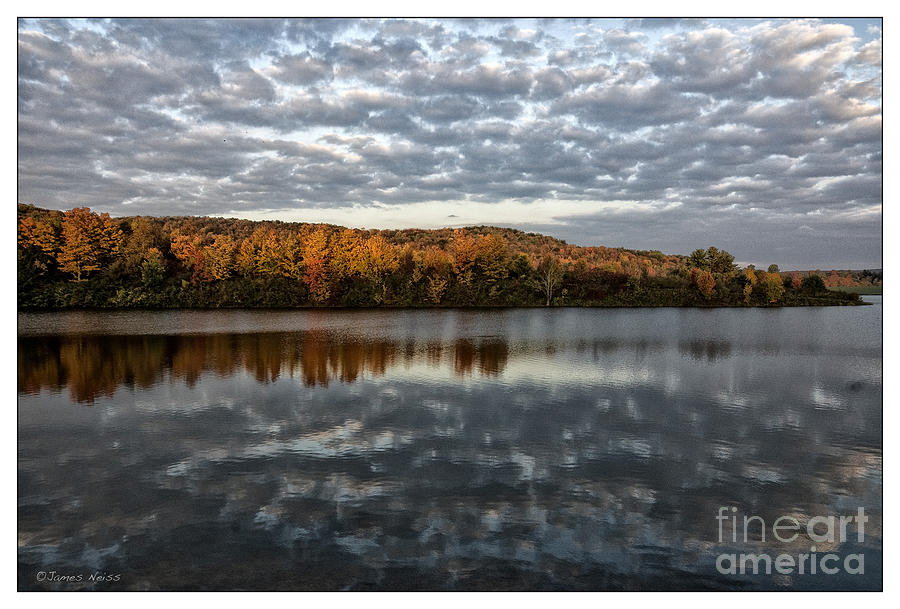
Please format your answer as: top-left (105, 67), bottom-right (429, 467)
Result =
top-left (18, 204), bottom-right (875, 310)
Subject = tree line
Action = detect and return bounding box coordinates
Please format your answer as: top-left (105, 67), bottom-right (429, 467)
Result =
top-left (17, 204), bottom-right (864, 309)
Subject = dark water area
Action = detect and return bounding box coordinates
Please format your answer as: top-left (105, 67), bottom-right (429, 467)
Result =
top-left (18, 300), bottom-right (882, 591)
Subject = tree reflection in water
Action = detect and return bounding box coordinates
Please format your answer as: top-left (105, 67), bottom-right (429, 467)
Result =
top-left (18, 332), bottom-right (516, 404)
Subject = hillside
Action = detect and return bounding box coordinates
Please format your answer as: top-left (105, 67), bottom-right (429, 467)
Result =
top-left (17, 204), bottom-right (867, 309)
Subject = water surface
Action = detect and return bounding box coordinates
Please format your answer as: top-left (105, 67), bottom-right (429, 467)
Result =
top-left (18, 302), bottom-right (882, 590)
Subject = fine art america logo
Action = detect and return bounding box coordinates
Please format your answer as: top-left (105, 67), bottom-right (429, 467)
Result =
top-left (715, 506), bottom-right (868, 576)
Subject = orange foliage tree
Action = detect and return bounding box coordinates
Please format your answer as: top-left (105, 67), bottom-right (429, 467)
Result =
top-left (696, 270), bottom-right (716, 299)
top-left (18, 216), bottom-right (60, 271)
top-left (170, 234), bottom-right (205, 284)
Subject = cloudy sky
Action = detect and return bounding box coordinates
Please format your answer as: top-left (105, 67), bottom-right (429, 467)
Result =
top-left (17, 17), bottom-right (882, 268)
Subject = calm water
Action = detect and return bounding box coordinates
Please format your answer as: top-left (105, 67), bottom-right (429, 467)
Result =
top-left (18, 301), bottom-right (882, 591)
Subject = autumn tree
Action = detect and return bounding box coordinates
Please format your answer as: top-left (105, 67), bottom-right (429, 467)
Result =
top-left (203, 234), bottom-right (236, 281)
top-left (57, 207), bottom-right (124, 281)
top-left (421, 246), bottom-right (451, 304)
top-left (451, 230), bottom-right (480, 287)
top-left (361, 234), bottom-right (398, 303)
top-left (330, 229), bottom-right (366, 283)
top-left (18, 216), bottom-right (60, 272)
top-left (760, 271), bottom-right (785, 303)
top-left (256, 228), bottom-right (285, 277)
top-left (475, 233), bottom-right (509, 298)
top-left (236, 234), bottom-right (259, 277)
top-left (742, 267), bottom-right (758, 304)
top-left (237, 228), bottom-right (302, 279)
top-left (696, 270), bottom-right (716, 299)
top-left (170, 234), bottom-right (205, 284)
top-left (19, 216), bottom-right (59, 257)
top-left (119, 217), bottom-right (168, 276)
top-left (277, 232), bottom-right (304, 280)
top-left (302, 228), bottom-right (332, 303)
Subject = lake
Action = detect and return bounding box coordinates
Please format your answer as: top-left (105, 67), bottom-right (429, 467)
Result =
top-left (18, 300), bottom-right (882, 591)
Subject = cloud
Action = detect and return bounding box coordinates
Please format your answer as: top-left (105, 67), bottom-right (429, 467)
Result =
top-left (602, 29), bottom-right (646, 56)
top-left (269, 52), bottom-right (333, 84)
top-left (550, 82), bottom-right (703, 127)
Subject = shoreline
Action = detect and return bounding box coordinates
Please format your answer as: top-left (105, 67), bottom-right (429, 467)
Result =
top-left (17, 299), bottom-right (873, 314)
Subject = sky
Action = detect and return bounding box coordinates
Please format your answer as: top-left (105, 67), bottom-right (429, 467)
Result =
top-left (17, 17), bottom-right (882, 269)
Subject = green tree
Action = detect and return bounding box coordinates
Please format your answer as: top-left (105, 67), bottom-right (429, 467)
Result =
top-left (141, 247), bottom-right (166, 289)
top-left (707, 247), bottom-right (737, 274)
top-left (801, 274), bottom-right (826, 292)
top-left (686, 246), bottom-right (736, 275)
top-left (687, 249), bottom-right (707, 269)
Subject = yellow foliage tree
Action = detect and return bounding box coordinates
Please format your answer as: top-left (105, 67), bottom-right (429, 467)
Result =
top-left (451, 229), bottom-right (479, 286)
top-left (362, 234), bottom-right (398, 303)
top-left (476, 233), bottom-right (509, 292)
top-left (330, 229), bottom-right (366, 282)
top-left (256, 229), bottom-right (283, 277)
top-left (57, 207), bottom-right (123, 281)
top-left (422, 246), bottom-right (451, 304)
top-left (277, 232), bottom-right (304, 280)
top-left (203, 234), bottom-right (236, 281)
top-left (302, 228), bottom-right (332, 303)
top-left (236, 228), bottom-right (302, 279)
top-left (745, 267), bottom-right (758, 285)
top-left (760, 271), bottom-right (785, 303)
top-left (236, 236), bottom-right (258, 277)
